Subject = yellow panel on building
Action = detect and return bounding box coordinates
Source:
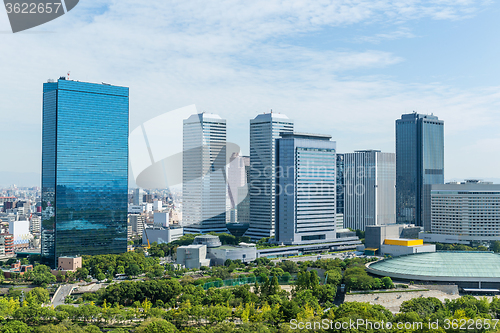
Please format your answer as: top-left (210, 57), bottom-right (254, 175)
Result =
top-left (384, 238), bottom-right (423, 247)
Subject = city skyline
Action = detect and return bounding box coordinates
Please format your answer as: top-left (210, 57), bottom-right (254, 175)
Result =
top-left (2, 1), bottom-right (500, 187)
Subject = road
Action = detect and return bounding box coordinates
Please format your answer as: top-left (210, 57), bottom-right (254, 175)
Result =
top-left (52, 284), bottom-right (76, 307)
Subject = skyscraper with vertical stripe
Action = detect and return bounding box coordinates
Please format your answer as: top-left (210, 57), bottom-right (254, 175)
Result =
top-left (343, 150), bottom-right (396, 231)
top-left (244, 113), bottom-right (293, 241)
top-left (182, 113), bottom-right (228, 234)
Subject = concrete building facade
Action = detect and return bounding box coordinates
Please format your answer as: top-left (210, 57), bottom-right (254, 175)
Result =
top-left (343, 150), bottom-right (396, 231)
top-left (275, 133), bottom-right (337, 245)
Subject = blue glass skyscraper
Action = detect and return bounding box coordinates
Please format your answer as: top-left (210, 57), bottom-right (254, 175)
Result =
top-left (41, 78), bottom-right (128, 268)
top-left (396, 112), bottom-right (444, 231)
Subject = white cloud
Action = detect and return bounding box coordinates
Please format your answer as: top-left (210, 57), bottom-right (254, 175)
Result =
top-left (0, 0), bottom-right (498, 181)
top-left (354, 28), bottom-right (417, 44)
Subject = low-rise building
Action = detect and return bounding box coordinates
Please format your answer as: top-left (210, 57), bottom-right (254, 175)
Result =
top-left (176, 244), bottom-right (211, 269)
top-left (380, 238), bottom-right (436, 257)
top-left (364, 224), bottom-right (422, 255)
top-left (51, 256), bottom-right (83, 276)
top-left (2, 261), bottom-right (33, 278)
top-left (207, 243), bottom-right (257, 265)
top-left (143, 226), bottom-right (183, 245)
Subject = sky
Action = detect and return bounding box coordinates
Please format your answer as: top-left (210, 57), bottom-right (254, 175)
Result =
top-left (1, 0), bottom-right (500, 187)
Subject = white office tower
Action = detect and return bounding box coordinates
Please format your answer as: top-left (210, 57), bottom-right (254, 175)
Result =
top-left (182, 113), bottom-right (228, 234)
top-left (227, 153), bottom-right (250, 223)
top-left (244, 113), bottom-right (294, 241)
top-left (343, 150), bottom-right (396, 231)
top-left (227, 152), bottom-right (247, 209)
top-left (133, 188), bottom-right (144, 205)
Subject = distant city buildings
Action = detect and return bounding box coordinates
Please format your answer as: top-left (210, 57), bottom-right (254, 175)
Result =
top-left (41, 78), bottom-right (129, 267)
top-left (275, 133), bottom-right (337, 245)
top-left (343, 150), bottom-right (396, 231)
top-left (396, 112), bottom-right (444, 231)
top-left (182, 113), bottom-right (228, 234)
top-left (245, 113), bottom-right (294, 241)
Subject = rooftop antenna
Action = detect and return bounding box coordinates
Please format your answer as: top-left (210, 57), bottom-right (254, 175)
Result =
top-left (67, 71), bottom-right (71, 80)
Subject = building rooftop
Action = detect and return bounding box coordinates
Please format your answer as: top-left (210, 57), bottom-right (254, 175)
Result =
top-left (179, 244), bottom-right (206, 249)
top-left (368, 252), bottom-right (500, 280)
top-left (251, 112), bottom-right (291, 123)
top-left (354, 149), bottom-right (382, 153)
top-left (184, 113), bottom-right (226, 124)
top-left (399, 112), bottom-right (440, 121)
top-left (280, 132), bottom-right (332, 140)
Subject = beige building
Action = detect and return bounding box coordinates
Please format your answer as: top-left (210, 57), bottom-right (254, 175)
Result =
top-left (57, 256), bottom-right (82, 271)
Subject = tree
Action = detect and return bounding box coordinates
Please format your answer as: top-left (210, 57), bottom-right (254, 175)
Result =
top-left (24, 265), bottom-right (56, 285)
top-left (279, 260), bottom-right (299, 273)
top-left (136, 318), bottom-right (178, 333)
top-left (0, 320), bottom-right (32, 333)
top-left (400, 297), bottom-right (444, 318)
top-left (492, 241), bottom-right (500, 253)
top-left (381, 276), bottom-right (395, 289)
top-left (326, 269), bottom-right (342, 286)
top-left (27, 287), bottom-right (50, 304)
top-left (317, 284), bottom-right (337, 304)
top-left (126, 263), bottom-right (141, 277)
top-left (309, 270), bottom-right (319, 292)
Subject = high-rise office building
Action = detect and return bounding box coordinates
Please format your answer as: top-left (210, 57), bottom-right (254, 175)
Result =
top-left (227, 153), bottom-right (248, 209)
top-left (396, 113), bottom-right (444, 230)
top-left (343, 150), bottom-right (396, 231)
top-left (182, 113), bottom-right (228, 234)
top-left (227, 153), bottom-right (250, 223)
top-left (41, 78), bottom-right (128, 267)
top-left (244, 113), bottom-right (293, 240)
top-left (133, 188), bottom-right (144, 205)
top-left (275, 133), bottom-right (337, 245)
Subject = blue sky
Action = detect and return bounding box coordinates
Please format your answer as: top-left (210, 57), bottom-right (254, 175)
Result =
top-left (0, 0), bottom-right (499, 186)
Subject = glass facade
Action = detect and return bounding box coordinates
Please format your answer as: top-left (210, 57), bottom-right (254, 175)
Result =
top-left (275, 133), bottom-right (336, 245)
top-left (245, 113), bottom-right (294, 241)
top-left (42, 79), bottom-right (129, 268)
top-left (336, 154), bottom-right (344, 214)
top-left (396, 113), bottom-right (444, 230)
